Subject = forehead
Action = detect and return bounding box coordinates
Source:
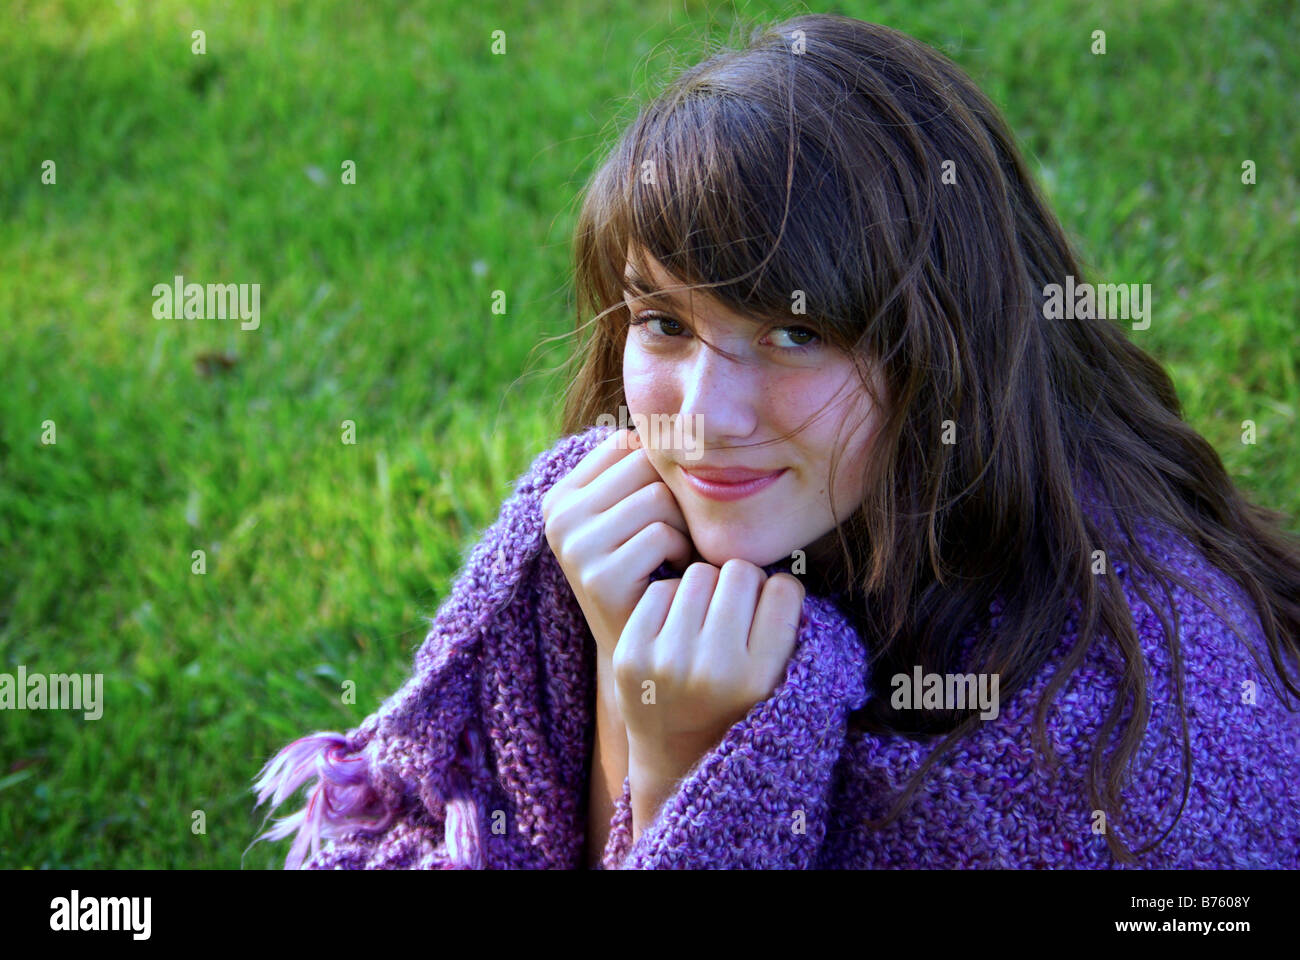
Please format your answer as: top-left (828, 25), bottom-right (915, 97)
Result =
top-left (621, 250), bottom-right (673, 291)
top-left (621, 252), bottom-right (741, 319)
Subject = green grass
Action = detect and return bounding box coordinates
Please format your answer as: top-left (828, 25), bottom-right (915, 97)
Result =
top-left (0, 0), bottom-right (1295, 868)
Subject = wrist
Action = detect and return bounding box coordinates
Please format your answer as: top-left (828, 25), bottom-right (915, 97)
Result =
top-left (626, 733), bottom-right (720, 845)
top-left (627, 730), bottom-right (718, 783)
top-left (626, 748), bottom-right (680, 846)
top-left (593, 655), bottom-right (628, 751)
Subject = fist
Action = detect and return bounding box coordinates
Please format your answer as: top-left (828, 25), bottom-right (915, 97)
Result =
top-left (612, 559), bottom-right (805, 759)
top-left (541, 428), bottom-right (695, 663)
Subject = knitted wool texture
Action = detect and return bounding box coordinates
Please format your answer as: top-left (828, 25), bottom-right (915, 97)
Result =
top-left (251, 423), bottom-right (1300, 868)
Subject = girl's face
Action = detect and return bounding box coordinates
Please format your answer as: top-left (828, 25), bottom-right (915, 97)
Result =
top-left (622, 252), bottom-right (886, 569)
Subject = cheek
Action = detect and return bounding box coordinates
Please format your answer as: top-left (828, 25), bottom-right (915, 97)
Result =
top-left (622, 344), bottom-right (678, 415)
top-left (765, 371), bottom-right (823, 428)
top-left (788, 365), bottom-right (879, 495)
top-left (760, 366), bottom-right (856, 455)
top-left (824, 391), bottom-right (881, 513)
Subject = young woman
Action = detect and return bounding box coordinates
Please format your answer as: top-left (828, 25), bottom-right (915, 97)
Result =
top-left (252, 14), bottom-right (1300, 869)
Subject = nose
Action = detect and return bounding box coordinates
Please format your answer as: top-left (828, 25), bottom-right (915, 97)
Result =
top-left (676, 339), bottom-right (760, 446)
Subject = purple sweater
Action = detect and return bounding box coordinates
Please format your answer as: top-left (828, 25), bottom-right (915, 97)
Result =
top-left (251, 424), bottom-right (1300, 868)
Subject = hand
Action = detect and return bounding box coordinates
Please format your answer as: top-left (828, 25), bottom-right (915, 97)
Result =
top-left (541, 428), bottom-right (696, 661)
top-left (613, 560), bottom-right (805, 763)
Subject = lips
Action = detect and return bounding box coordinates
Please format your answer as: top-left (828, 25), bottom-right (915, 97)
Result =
top-left (679, 464), bottom-right (788, 502)
top-left (680, 465), bottom-right (785, 483)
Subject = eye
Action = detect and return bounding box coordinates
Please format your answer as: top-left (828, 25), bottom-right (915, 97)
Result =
top-left (628, 312), bottom-right (687, 338)
top-left (765, 326), bottom-right (821, 350)
top-left (629, 312), bottom-right (823, 355)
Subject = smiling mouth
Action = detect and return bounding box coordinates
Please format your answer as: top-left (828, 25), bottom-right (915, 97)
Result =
top-left (679, 465), bottom-right (788, 502)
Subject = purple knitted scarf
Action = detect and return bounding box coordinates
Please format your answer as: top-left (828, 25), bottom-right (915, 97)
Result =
top-left (250, 423), bottom-right (1300, 869)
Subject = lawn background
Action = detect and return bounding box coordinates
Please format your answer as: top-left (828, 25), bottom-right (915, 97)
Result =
top-left (0, 0), bottom-right (1296, 868)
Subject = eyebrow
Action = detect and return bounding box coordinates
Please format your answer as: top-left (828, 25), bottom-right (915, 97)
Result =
top-left (621, 274), bottom-right (834, 345)
top-left (620, 270), bottom-right (803, 334)
top-left (621, 269), bottom-right (692, 309)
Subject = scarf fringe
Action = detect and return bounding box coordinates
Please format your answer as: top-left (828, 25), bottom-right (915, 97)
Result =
top-left (251, 727), bottom-right (489, 869)
top-left (443, 726), bottom-right (486, 868)
top-left (252, 731), bottom-right (396, 869)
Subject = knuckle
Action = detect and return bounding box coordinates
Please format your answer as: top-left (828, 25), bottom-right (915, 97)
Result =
top-left (684, 561), bottom-right (717, 581)
top-left (647, 520), bottom-right (680, 545)
top-left (542, 497), bottom-right (568, 538)
top-left (611, 641), bottom-right (632, 671)
top-left (577, 562), bottom-right (604, 595)
top-left (650, 650), bottom-right (676, 679)
top-left (720, 557), bottom-right (762, 584)
top-left (697, 662), bottom-right (732, 692)
top-left (647, 481), bottom-right (674, 508)
top-left (766, 572), bottom-right (806, 599)
top-left (543, 516), bottom-right (561, 550)
top-left (544, 519), bottom-right (566, 555)
top-left (612, 651), bottom-right (640, 685)
top-left (541, 482), bottom-right (565, 520)
top-left (681, 674), bottom-right (712, 701)
top-left (645, 578), bottom-right (679, 600)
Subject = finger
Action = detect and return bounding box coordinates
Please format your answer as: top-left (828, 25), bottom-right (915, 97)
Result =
top-left (660, 529), bottom-right (696, 574)
top-left (747, 573), bottom-right (805, 667)
top-left (621, 577), bottom-right (680, 647)
top-left (577, 445), bottom-right (665, 517)
top-left (562, 427), bottom-right (641, 491)
top-left (598, 481), bottom-right (692, 550)
top-left (616, 578), bottom-right (679, 702)
top-left (608, 520), bottom-right (694, 586)
top-left (660, 563), bottom-right (719, 651)
top-left (702, 559), bottom-right (765, 656)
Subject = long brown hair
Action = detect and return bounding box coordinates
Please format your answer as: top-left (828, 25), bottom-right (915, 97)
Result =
top-left (548, 14), bottom-right (1300, 863)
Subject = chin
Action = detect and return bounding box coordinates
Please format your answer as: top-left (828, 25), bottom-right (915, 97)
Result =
top-left (689, 529), bottom-right (791, 570)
